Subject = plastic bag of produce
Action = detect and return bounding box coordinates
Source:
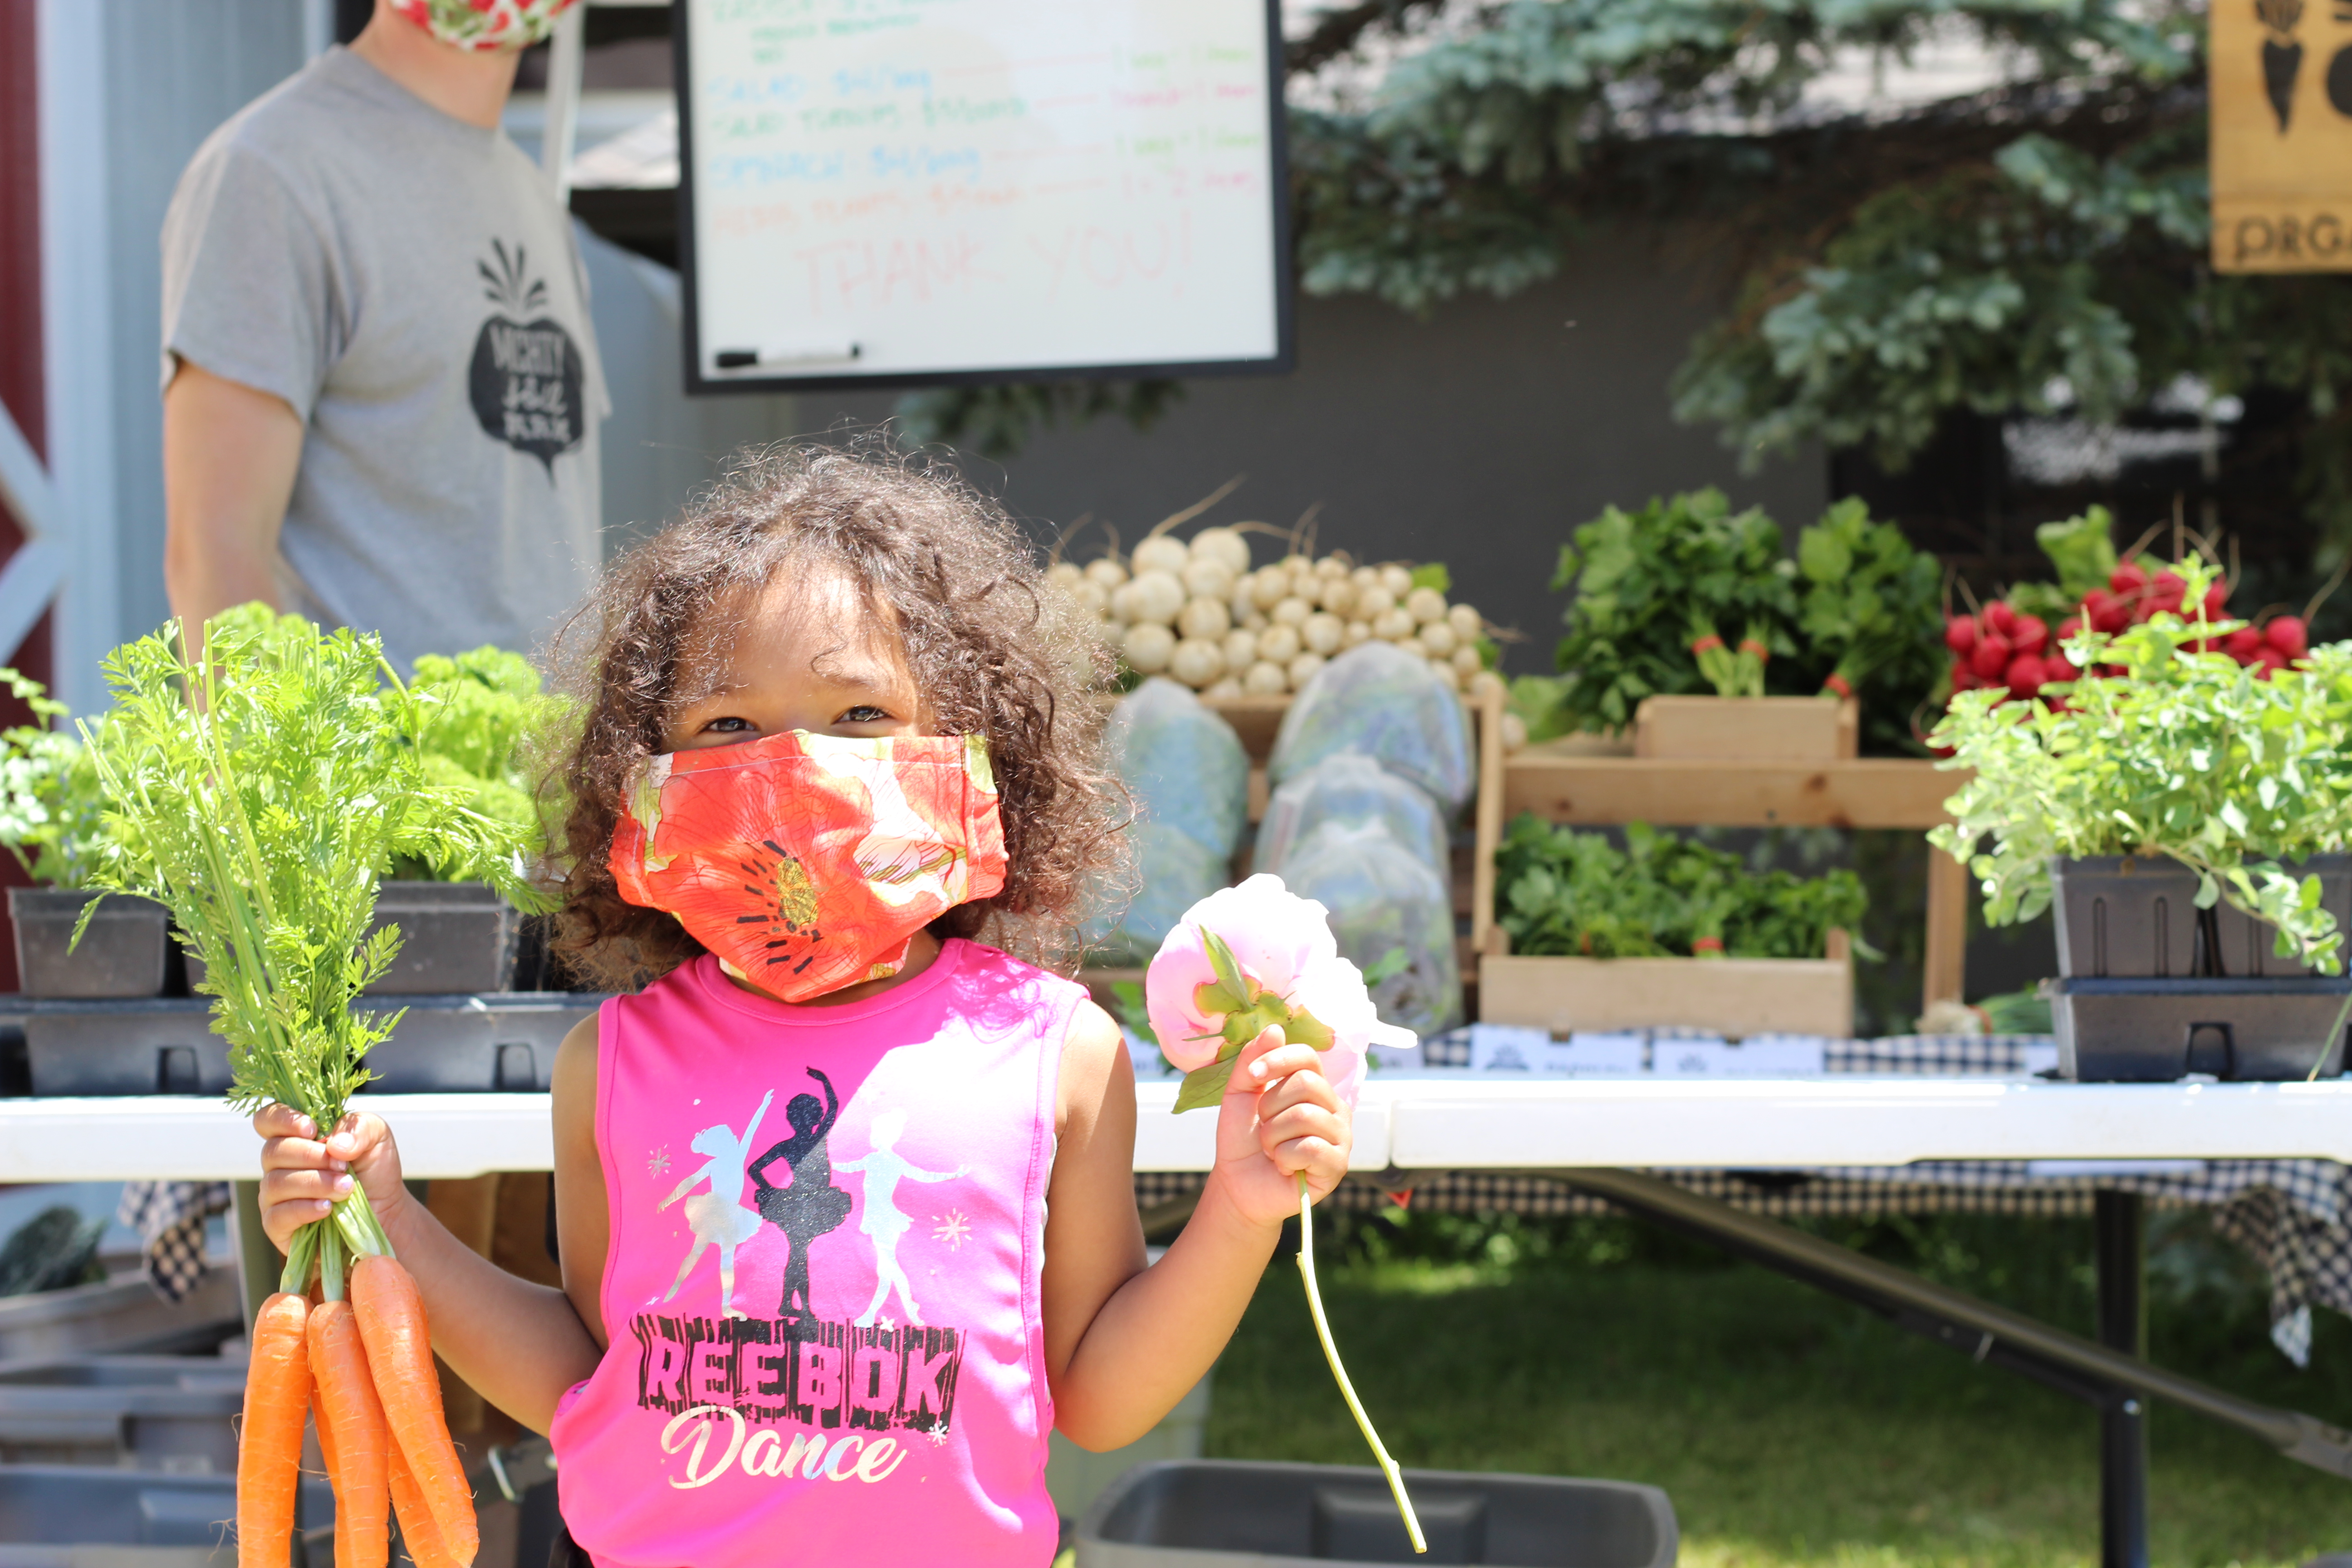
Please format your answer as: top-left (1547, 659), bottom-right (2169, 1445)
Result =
top-left (1078, 821), bottom-right (1234, 965)
top-left (1279, 818), bottom-right (1461, 1037)
top-left (1107, 677), bottom-right (1249, 857)
top-left (1259, 751), bottom-right (1450, 880)
top-left (1269, 642), bottom-right (1474, 812)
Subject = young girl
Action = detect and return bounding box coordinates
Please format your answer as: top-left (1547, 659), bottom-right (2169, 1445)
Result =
top-left (252, 449), bottom-right (1353, 1566)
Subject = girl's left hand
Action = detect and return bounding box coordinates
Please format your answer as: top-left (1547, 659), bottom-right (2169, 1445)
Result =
top-left (1213, 1026), bottom-right (1352, 1231)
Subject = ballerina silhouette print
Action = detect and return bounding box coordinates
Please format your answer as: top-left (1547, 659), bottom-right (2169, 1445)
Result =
top-left (838, 1109), bottom-right (966, 1327)
top-left (747, 1068), bottom-right (853, 1325)
top-left (656, 1089), bottom-right (772, 1320)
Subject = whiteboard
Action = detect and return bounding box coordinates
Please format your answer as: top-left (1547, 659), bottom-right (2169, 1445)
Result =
top-left (675, 0), bottom-right (1291, 393)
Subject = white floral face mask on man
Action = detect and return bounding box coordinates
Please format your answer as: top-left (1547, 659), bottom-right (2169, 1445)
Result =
top-left (390, 0), bottom-right (581, 51)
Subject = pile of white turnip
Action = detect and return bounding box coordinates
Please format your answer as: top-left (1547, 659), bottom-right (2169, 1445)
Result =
top-left (1048, 523), bottom-right (1509, 707)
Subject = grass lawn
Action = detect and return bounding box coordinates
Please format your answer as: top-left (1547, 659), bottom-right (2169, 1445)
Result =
top-left (1196, 1210), bottom-right (2352, 1568)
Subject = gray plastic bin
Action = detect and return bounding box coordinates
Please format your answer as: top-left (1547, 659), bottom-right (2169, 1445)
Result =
top-left (2051, 854), bottom-right (2352, 980)
top-left (0, 1357), bottom-right (245, 1470)
top-left (19, 994), bottom-right (603, 1096)
top-left (2211, 855), bottom-right (2352, 979)
top-left (1077, 1460), bottom-right (1677, 1568)
top-left (0, 1465), bottom-right (236, 1565)
top-left (2050, 857), bottom-right (2201, 979)
top-left (8, 891), bottom-right (171, 1000)
top-left (2053, 976), bottom-right (2351, 1081)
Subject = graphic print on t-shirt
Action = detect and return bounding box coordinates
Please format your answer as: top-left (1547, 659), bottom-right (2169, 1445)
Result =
top-left (468, 239), bottom-right (584, 478)
top-left (748, 1068), bottom-right (854, 1324)
top-left (632, 1085), bottom-right (973, 1489)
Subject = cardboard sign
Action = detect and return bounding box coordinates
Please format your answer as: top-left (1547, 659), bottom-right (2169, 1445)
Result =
top-left (2211, 0), bottom-right (2352, 271)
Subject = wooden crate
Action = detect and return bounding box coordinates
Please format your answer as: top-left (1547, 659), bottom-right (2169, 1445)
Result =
top-left (1479, 931), bottom-right (1855, 1039)
top-left (1633, 695), bottom-right (1857, 761)
top-left (1477, 748), bottom-right (1972, 1022)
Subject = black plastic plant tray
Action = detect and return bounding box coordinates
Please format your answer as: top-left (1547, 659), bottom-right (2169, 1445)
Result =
top-left (2053, 975), bottom-right (2352, 1082)
top-left (1078, 1459), bottom-right (1678, 1568)
top-left (11, 994), bottom-right (604, 1097)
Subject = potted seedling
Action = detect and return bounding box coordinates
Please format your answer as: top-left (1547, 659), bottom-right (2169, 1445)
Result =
top-left (1931, 554), bottom-right (2352, 1080)
top-left (370, 647), bottom-right (562, 995)
top-left (0, 671), bottom-right (172, 998)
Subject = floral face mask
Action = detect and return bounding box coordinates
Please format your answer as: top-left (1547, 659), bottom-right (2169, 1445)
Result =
top-left (609, 731), bottom-right (1007, 1002)
top-left (389, 0), bottom-right (581, 52)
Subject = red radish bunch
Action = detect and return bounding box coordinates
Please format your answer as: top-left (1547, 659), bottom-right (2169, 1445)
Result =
top-left (1945, 563), bottom-right (2311, 705)
top-left (1944, 605), bottom-right (2070, 706)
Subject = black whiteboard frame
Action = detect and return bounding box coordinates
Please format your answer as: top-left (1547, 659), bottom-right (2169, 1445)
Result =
top-left (672, 0), bottom-right (1295, 397)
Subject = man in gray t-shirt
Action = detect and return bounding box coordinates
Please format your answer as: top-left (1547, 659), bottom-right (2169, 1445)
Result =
top-left (161, 0), bottom-right (603, 672)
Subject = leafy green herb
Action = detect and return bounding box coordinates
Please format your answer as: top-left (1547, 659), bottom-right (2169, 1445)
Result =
top-left (1551, 490), bottom-right (1944, 750)
top-left (1552, 490), bottom-right (1797, 732)
top-left (1495, 816), bottom-right (1868, 960)
top-left (1793, 498), bottom-right (1946, 740)
top-left (1507, 675), bottom-right (1571, 743)
top-left (1410, 563), bottom-right (1452, 595)
top-left (1930, 555), bottom-right (2352, 973)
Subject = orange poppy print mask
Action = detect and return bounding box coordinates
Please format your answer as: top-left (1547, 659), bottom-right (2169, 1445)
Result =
top-left (609, 731), bottom-right (1007, 1001)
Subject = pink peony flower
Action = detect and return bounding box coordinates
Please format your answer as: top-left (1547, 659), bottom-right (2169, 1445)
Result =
top-left (1145, 873), bottom-right (1412, 1107)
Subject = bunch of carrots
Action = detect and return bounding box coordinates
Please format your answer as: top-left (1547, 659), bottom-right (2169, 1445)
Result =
top-left (73, 607), bottom-right (549, 1568)
top-left (245, 1215), bottom-right (476, 1568)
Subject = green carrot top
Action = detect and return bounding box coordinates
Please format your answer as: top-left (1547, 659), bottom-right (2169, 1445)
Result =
top-left (77, 604), bottom-right (551, 1133)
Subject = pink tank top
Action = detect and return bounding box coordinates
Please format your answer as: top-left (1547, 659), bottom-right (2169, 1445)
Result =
top-left (548, 939), bottom-right (1080, 1568)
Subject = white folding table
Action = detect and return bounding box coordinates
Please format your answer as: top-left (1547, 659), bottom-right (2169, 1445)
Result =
top-left (8, 1075), bottom-right (2348, 1568)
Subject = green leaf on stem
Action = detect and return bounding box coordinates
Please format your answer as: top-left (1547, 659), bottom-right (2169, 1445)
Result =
top-left (1173, 1052), bottom-right (1240, 1113)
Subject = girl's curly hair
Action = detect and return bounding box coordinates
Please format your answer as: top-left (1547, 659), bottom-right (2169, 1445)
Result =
top-left (545, 444), bottom-right (1125, 990)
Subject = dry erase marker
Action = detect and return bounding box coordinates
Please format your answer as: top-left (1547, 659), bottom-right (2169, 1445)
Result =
top-left (713, 344), bottom-right (864, 369)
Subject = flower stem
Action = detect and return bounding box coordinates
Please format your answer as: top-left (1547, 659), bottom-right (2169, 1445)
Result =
top-left (1295, 1172), bottom-right (1425, 1555)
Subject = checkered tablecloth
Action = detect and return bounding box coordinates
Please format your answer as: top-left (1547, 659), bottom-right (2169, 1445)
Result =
top-left (1133, 1034), bottom-right (2352, 1365)
top-left (116, 1180), bottom-right (232, 1303)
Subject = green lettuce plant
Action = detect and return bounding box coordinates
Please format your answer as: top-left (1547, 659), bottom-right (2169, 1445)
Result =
top-left (401, 646), bottom-right (567, 882)
top-left (0, 671), bottom-right (153, 891)
top-left (1929, 555), bottom-right (2352, 973)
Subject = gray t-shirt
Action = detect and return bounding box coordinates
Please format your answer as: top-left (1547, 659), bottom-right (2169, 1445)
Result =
top-left (161, 47), bottom-right (606, 671)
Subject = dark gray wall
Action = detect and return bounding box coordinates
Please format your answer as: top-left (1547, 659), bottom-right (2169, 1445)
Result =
top-left (790, 226), bottom-right (1825, 676)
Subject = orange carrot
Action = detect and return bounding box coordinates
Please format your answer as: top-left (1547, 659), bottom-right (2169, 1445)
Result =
top-left (237, 1292), bottom-right (312, 1568)
top-left (351, 1255), bottom-right (478, 1565)
top-left (310, 1298), bottom-right (391, 1568)
top-left (311, 1389), bottom-right (346, 1568)
top-left (388, 1441), bottom-right (458, 1568)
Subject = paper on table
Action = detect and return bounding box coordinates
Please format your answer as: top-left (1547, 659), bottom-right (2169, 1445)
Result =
top-left (1468, 1024), bottom-right (1552, 1073)
top-left (1655, 1035), bottom-right (1828, 1077)
top-left (1468, 1024), bottom-right (1649, 1076)
top-left (1558, 1032), bottom-right (1648, 1075)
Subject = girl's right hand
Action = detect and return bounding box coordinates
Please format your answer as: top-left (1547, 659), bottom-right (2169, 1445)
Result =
top-left (252, 1105), bottom-right (410, 1255)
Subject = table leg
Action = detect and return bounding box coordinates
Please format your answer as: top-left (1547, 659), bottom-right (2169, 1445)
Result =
top-left (1923, 845), bottom-right (1970, 1014)
top-left (2096, 1191), bottom-right (2149, 1568)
